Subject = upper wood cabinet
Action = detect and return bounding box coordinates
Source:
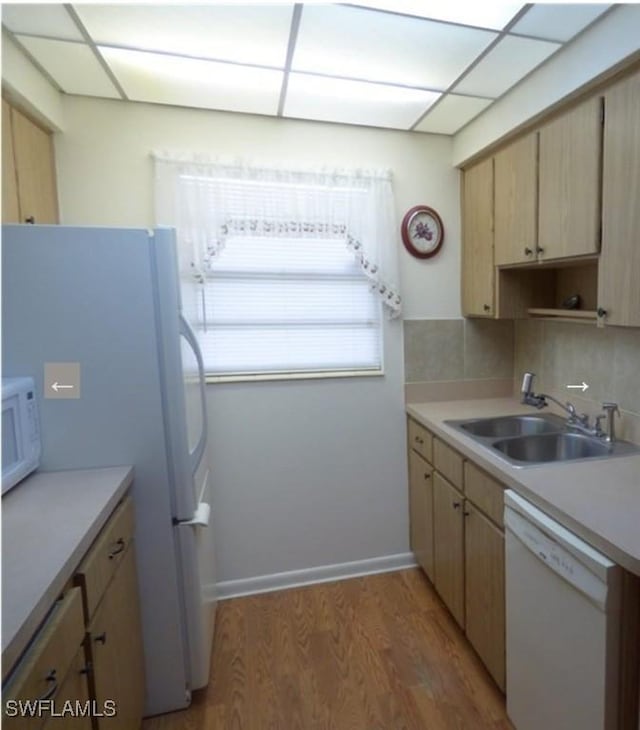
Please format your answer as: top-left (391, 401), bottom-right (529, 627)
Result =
top-left (493, 133), bottom-right (537, 267)
top-left (598, 69), bottom-right (640, 327)
top-left (461, 157), bottom-right (494, 317)
top-left (538, 96), bottom-right (603, 261)
top-left (2, 99), bottom-right (59, 224)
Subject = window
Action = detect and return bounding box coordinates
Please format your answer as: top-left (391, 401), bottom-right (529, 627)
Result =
top-left (154, 155), bottom-right (401, 379)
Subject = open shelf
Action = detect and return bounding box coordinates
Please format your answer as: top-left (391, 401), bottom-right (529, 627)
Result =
top-left (527, 308), bottom-right (597, 323)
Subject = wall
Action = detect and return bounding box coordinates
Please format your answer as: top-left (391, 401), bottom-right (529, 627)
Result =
top-left (453, 4), bottom-right (640, 165)
top-left (514, 320), bottom-right (640, 444)
top-left (54, 96), bottom-right (462, 589)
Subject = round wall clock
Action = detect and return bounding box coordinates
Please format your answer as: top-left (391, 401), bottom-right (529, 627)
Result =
top-left (401, 205), bottom-right (444, 259)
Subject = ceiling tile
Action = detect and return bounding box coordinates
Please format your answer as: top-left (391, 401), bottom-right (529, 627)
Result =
top-left (76, 5), bottom-right (293, 67)
top-left (293, 5), bottom-right (497, 89)
top-left (454, 35), bottom-right (561, 98)
top-left (100, 47), bottom-right (283, 116)
top-left (16, 36), bottom-right (120, 98)
top-left (345, 1), bottom-right (524, 31)
top-left (284, 73), bottom-right (440, 130)
top-left (414, 94), bottom-right (492, 134)
top-left (2, 4), bottom-right (83, 41)
top-left (511, 4), bottom-right (610, 42)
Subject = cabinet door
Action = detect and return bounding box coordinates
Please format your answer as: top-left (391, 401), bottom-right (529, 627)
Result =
top-left (42, 647), bottom-right (92, 730)
top-left (464, 502), bottom-right (505, 691)
top-left (462, 157), bottom-right (494, 316)
top-left (433, 472), bottom-right (465, 628)
top-left (538, 96), bottom-right (602, 261)
top-left (2, 99), bottom-right (20, 222)
top-left (89, 546), bottom-right (145, 729)
top-left (494, 133), bottom-right (537, 266)
top-left (598, 70), bottom-right (640, 327)
top-left (10, 106), bottom-right (58, 224)
top-left (408, 450), bottom-right (434, 581)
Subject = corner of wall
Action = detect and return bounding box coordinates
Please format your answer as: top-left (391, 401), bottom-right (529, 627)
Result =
top-left (2, 31), bottom-right (65, 131)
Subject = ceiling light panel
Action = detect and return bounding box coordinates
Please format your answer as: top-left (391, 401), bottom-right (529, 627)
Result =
top-left (15, 36), bottom-right (120, 98)
top-left (1, 3), bottom-right (83, 41)
top-left (284, 73), bottom-right (440, 129)
top-left (414, 94), bottom-right (492, 134)
top-left (344, 1), bottom-right (524, 30)
top-left (100, 47), bottom-right (283, 116)
top-left (76, 5), bottom-right (293, 67)
top-left (293, 5), bottom-right (497, 89)
top-left (454, 35), bottom-right (561, 98)
top-left (511, 4), bottom-right (610, 42)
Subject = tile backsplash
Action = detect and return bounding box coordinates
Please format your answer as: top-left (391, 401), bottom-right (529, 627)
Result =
top-left (404, 317), bottom-right (640, 442)
top-left (513, 319), bottom-right (640, 441)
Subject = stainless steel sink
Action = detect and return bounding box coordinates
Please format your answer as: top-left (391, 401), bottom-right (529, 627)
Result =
top-left (457, 414), bottom-right (565, 439)
top-left (492, 432), bottom-right (613, 464)
top-left (445, 414), bottom-right (640, 467)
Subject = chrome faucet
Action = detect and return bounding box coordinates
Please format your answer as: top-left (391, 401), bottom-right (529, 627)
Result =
top-left (521, 372), bottom-right (620, 442)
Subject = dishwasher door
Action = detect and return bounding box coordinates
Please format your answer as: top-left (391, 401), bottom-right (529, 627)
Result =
top-left (504, 490), bottom-right (622, 730)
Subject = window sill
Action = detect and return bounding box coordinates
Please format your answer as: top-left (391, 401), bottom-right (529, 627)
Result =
top-left (205, 369), bottom-right (384, 385)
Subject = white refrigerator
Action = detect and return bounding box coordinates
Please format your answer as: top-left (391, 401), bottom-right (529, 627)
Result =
top-left (2, 224), bottom-right (217, 716)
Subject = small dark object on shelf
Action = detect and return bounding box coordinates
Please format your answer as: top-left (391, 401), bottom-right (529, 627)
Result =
top-left (562, 294), bottom-right (581, 310)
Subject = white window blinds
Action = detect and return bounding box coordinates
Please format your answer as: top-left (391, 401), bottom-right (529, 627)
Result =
top-left (155, 154), bottom-right (401, 377)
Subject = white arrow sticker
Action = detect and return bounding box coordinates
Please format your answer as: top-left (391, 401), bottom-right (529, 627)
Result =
top-left (566, 382), bottom-right (589, 392)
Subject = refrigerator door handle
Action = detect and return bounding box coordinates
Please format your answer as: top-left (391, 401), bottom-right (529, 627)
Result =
top-left (179, 314), bottom-right (208, 473)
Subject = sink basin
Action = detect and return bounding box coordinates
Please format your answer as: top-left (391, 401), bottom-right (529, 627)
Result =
top-left (491, 432), bottom-right (612, 464)
top-left (457, 414), bottom-right (565, 439)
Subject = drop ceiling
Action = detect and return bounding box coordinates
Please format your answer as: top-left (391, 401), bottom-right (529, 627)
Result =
top-left (2, 3), bottom-right (612, 135)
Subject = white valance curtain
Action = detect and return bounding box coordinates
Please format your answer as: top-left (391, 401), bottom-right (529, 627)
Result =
top-left (153, 152), bottom-right (402, 317)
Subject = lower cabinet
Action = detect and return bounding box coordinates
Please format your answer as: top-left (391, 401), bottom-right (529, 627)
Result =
top-left (433, 472), bottom-right (465, 628)
top-left (88, 547), bottom-right (145, 728)
top-left (408, 449), bottom-right (435, 581)
top-left (2, 494), bottom-right (144, 729)
top-left (464, 502), bottom-right (505, 691)
top-left (407, 417), bottom-right (506, 691)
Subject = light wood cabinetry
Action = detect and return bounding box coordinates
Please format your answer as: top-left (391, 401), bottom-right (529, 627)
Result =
top-left (494, 133), bottom-right (538, 267)
top-left (408, 450), bottom-right (435, 581)
top-left (462, 158), bottom-right (494, 316)
top-left (598, 69), bottom-right (640, 327)
top-left (407, 418), bottom-right (433, 463)
top-left (406, 417), bottom-right (506, 690)
top-left (2, 495), bottom-right (144, 729)
top-left (2, 588), bottom-right (89, 730)
top-left (433, 472), bottom-right (465, 628)
top-left (2, 98), bottom-right (59, 224)
top-left (76, 496), bottom-right (144, 729)
top-left (464, 502), bottom-right (505, 691)
top-left (538, 96), bottom-right (603, 261)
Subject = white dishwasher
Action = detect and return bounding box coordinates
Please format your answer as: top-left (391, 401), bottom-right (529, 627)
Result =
top-left (504, 490), bottom-right (622, 730)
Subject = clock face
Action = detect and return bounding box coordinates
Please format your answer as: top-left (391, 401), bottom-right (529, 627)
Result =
top-left (401, 206), bottom-right (444, 259)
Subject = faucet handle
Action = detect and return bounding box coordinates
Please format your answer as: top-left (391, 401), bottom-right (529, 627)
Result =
top-left (602, 401), bottom-right (620, 415)
top-left (594, 414), bottom-right (607, 435)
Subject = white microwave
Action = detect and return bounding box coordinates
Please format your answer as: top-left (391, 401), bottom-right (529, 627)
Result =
top-left (2, 377), bottom-right (41, 494)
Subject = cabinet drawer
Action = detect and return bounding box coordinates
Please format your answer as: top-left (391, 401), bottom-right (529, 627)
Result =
top-left (464, 462), bottom-right (504, 528)
top-left (407, 419), bottom-right (433, 463)
top-left (3, 588), bottom-right (85, 730)
top-left (433, 438), bottom-right (464, 490)
top-left (75, 497), bottom-right (134, 620)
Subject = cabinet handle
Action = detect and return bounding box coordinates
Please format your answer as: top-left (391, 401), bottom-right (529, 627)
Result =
top-left (483, 304), bottom-right (491, 312)
top-left (423, 472), bottom-right (431, 480)
top-left (463, 510), bottom-right (471, 517)
top-left (79, 662), bottom-right (92, 676)
top-left (108, 538), bottom-right (125, 559)
top-left (38, 669), bottom-right (58, 701)
top-left (524, 247), bottom-right (533, 256)
top-left (536, 246), bottom-right (544, 255)
top-left (452, 501), bottom-right (461, 509)
top-left (94, 632), bottom-right (107, 645)
top-left (414, 436), bottom-right (424, 445)
top-left (597, 307), bottom-right (607, 318)
top-left (24, 216), bottom-right (35, 224)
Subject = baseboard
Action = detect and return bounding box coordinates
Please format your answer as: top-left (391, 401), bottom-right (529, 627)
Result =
top-left (215, 552), bottom-right (418, 600)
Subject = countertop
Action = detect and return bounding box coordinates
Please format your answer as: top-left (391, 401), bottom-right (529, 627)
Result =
top-left (2, 466), bottom-right (133, 679)
top-left (407, 398), bottom-right (640, 576)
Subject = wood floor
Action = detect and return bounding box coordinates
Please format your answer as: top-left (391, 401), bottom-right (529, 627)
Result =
top-left (142, 569), bottom-right (513, 730)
